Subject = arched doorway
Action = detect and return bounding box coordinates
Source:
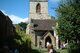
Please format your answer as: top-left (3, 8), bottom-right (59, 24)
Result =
top-left (45, 36), bottom-right (52, 48)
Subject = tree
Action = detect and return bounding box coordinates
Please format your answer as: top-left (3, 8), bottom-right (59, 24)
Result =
top-left (14, 29), bottom-right (31, 53)
top-left (18, 22), bottom-right (27, 30)
top-left (57, 0), bottom-right (80, 43)
top-left (57, 0), bottom-right (80, 53)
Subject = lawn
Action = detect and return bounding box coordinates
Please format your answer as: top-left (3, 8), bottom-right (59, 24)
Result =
top-left (60, 49), bottom-right (68, 53)
top-left (56, 48), bottom-right (68, 53)
top-left (31, 49), bottom-right (41, 53)
top-left (31, 44), bottom-right (68, 53)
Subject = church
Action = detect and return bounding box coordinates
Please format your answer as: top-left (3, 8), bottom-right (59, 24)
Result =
top-left (26, 0), bottom-right (59, 49)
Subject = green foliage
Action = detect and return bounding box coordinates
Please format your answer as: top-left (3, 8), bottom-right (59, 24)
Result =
top-left (60, 49), bottom-right (68, 53)
top-left (57, 0), bottom-right (80, 53)
top-left (67, 43), bottom-right (80, 53)
top-left (15, 29), bottom-right (31, 46)
top-left (18, 22), bottom-right (27, 30)
top-left (57, 0), bottom-right (80, 42)
top-left (14, 29), bottom-right (31, 53)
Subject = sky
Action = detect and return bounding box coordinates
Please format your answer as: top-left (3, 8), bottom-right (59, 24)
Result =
top-left (0, 0), bottom-right (60, 24)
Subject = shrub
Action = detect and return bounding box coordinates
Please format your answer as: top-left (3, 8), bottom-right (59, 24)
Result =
top-left (67, 43), bottom-right (80, 53)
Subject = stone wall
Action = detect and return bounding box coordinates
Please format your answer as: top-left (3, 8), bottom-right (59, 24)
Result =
top-left (29, 2), bottom-right (51, 19)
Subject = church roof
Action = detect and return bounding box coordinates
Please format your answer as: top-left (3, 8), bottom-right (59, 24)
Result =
top-left (30, 0), bottom-right (47, 2)
top-left (31, 19), bottom-right (56, 30)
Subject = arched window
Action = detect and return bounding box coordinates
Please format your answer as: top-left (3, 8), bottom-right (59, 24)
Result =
top-left (36, 3), bottom-right (41, 13)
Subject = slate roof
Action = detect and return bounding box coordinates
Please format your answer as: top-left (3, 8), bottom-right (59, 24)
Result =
top-left (31, 19), bottom-right (56, 30)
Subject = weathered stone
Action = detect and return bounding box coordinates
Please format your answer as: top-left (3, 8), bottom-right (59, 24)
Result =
top-left (26, 0), bottom-right (59, 49)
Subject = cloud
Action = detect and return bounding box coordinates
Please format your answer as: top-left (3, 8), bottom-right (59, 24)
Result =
top-left (9, 15), bottom-right (23, 24)
top-left (9, 15), bottom-right (29, 24)
top-left (1, 10), bottom-right (8, 15)
top-left (1, 10), bottom-right (29, 24)
top-left (21, 18), bottom-right (29, 23)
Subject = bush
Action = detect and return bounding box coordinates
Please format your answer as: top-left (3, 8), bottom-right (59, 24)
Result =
top-left (14, 30), bottom-right (31, 53)
top-left (67, 43), bottom-right (80, 53)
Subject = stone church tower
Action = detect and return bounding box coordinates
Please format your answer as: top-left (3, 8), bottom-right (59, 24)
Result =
top-left (29, 0), bottom-right (51, 19)
top-left (26, 0), bottom-right (59, 49)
